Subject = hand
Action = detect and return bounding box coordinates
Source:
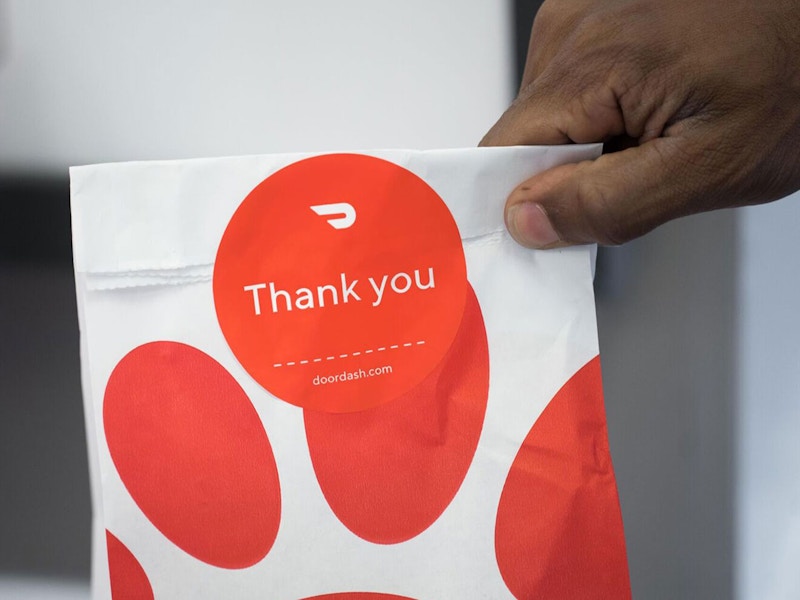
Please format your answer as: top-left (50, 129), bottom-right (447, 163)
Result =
top-left (481, 0), bottom-right (800, 247)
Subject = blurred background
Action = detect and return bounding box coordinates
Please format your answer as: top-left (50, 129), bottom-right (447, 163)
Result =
top-left (1, 1), bottom-right (798, 598)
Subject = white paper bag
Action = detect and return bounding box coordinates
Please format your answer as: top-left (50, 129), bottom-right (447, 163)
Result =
top-left (71, 146), bottom-right (630, 599)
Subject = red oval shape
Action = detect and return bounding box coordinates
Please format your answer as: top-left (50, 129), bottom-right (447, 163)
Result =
top-left (106, 530), bottom-right (154, 600)
top-left (104, 341), bottom-right (281, 569)
top-left (495, 356), bottom-right (631, 599)
top-left (301, 594), bottom-right (415, 600)
top-left (304, 284), bottom-right (488, 544)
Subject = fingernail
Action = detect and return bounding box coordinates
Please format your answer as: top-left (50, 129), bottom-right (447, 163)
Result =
top-left (506, 202), bottom-right (560, 248)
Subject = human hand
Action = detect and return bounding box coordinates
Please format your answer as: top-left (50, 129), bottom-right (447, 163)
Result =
top-left (481, 0), bottom-right (800, 248)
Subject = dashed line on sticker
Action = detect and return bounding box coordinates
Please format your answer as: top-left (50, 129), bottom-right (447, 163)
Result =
top-left (272, 340), bottom-right (426, 368)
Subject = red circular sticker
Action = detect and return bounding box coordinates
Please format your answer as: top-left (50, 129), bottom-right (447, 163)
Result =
top-left (214, 154), bottom-right (467, 412)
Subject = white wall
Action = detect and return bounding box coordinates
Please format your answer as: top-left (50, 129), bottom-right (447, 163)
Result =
top-left (0, 0), bottom-right (512, 170)
top-left (737, 192), bottom-right (800, 600)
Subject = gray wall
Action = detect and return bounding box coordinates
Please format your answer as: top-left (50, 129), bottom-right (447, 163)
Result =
top-left (597, 214), bottom-right (736, 599)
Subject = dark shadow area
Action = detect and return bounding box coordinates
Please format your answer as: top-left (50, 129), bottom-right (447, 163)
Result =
top-left (0, 176), bottom-right (91, 579)
top-left (0, 176), bottom-right (74, 264)
top-left (513, 0), bottom-right (544, 86)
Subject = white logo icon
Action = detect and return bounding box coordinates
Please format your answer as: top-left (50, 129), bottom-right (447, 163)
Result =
top-left (310, 203), bottom-right (357, 230)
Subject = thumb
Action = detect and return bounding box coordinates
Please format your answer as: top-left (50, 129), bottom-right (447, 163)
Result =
top-left (505, 138), bottom-right (701, 247)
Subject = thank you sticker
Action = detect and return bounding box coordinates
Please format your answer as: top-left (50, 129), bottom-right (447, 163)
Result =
top-left (214, 154), bottom-right (467, 412)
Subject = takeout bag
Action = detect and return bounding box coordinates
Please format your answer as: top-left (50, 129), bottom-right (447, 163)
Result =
top-left (71, 146), bottom-right (630, 599)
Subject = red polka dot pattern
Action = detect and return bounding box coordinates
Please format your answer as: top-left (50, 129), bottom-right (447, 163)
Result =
top-left (494, 356), bottom-right (631, 599)
top-left (103, 341), bottom-right (281, 569)
top-left (106, 530), bottom-right (154, 600)
top-left (304, 284), bottom-right (489, 544)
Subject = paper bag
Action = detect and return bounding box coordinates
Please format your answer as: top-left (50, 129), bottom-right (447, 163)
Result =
top-left (70, 146), bottom-right (630, 599)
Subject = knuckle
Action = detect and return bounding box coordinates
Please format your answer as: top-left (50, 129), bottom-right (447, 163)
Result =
top-left (570, 11), bottom-right (613, 50)
top-left (534, 1), bottom-right (559, 28)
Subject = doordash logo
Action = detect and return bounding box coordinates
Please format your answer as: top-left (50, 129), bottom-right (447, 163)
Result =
top-left (214, 153), bottom-right (468, 413)
top-left (310, 203), bottom-right (356, 230)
